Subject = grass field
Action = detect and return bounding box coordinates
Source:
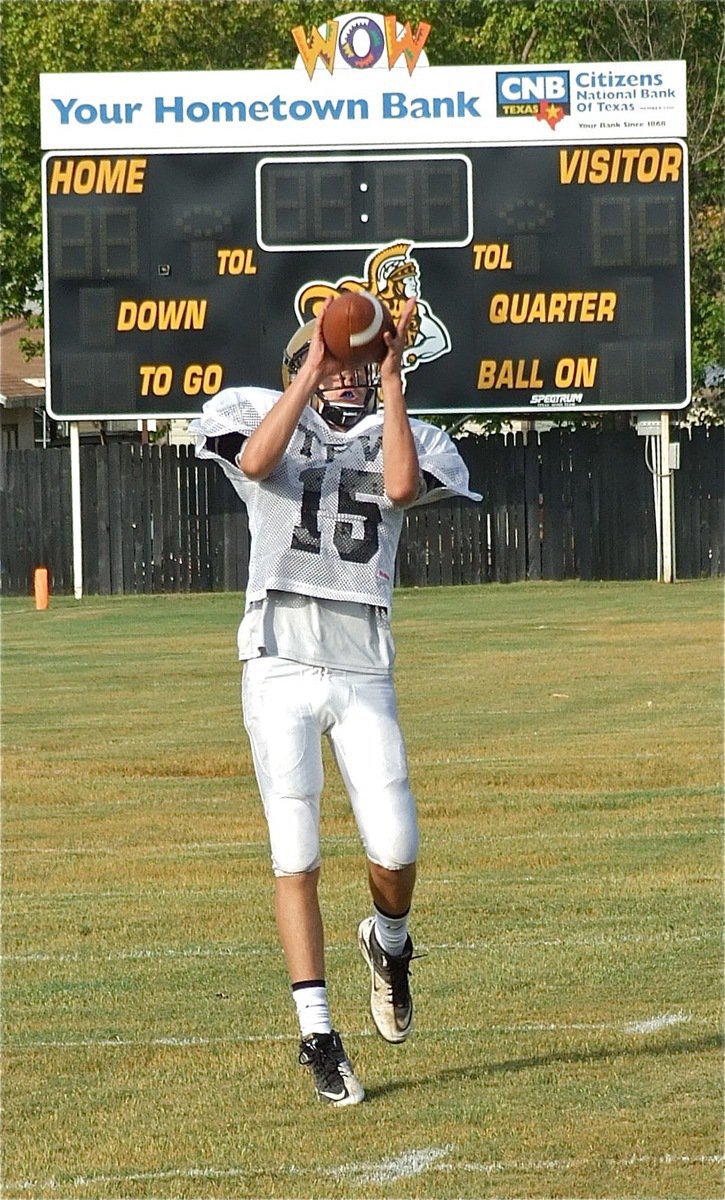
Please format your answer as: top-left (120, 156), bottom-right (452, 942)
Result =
top-left (2, 580), bottom-right (723, 1200)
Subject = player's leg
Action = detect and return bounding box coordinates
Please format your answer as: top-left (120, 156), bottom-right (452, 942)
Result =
top-left (274, 868), bottom-right (324, 982)
top-left (242, 657), bottom-right (364, 1105)
top-left (367, 860), bottom-right (417, 917)
top-left (326, 671), bottom-right (418, 1043)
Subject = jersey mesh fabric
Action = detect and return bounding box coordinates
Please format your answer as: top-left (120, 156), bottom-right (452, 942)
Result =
top-left (189, 387), bottom-right (481, 612)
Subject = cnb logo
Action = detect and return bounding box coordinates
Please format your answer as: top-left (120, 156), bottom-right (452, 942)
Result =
top-left (496, 70), bottom-right (570, 129)
top-left (292, 11), bottom-right (431, 79)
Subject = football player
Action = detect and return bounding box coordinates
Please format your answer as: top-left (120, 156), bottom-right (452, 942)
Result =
top-left (190, 297), bottom-right (480, 1106)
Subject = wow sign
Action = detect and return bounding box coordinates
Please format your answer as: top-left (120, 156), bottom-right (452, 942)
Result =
top-left (292, 11), bottom-right (431, 77)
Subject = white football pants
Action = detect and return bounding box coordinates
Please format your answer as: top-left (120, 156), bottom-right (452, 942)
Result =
top-left (242, 656), bottom-right (418, 876)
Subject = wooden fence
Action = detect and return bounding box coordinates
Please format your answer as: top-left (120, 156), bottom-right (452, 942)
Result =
top-left (1, 426), bottom-right (722, 596)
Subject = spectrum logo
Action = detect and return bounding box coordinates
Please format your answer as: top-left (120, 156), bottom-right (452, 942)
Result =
top-left (496, 70), bottom-right (570, 128)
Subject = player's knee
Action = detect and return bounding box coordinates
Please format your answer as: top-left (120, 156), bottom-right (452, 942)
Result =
top-left (272, 853), bottom-right (321, 877)
top-left (269, 832), bottom-right (321, 875)
top-left (359, 784), bottom-right (418, 869)
top-left (366, 848), bottom-right (417, 872)
top-left (266, 794), bottom-right (321, 877)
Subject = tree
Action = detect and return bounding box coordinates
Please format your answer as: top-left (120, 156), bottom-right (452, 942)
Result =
top-left (573, 0), bottom-right (725, 419)
top-left (2, 0), bottom-right (722, 416)
top-left (427, 1), bottom-right (725, 417)
top-left (1, 0), bottom-right (332, 319)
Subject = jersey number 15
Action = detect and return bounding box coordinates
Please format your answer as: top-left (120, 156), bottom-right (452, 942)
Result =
top-left (291, 467), bottom-right (384, 565)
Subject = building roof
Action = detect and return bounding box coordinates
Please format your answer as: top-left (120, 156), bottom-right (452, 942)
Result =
top-left (0, 320), bottom-right (46, 409)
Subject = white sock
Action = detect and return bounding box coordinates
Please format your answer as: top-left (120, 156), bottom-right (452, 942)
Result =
top-left (292, 980), bottom-right (332, 1039)
top-left (373, 905), bottom-right (410, 958)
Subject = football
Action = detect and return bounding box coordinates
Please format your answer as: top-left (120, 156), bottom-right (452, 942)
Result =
top-left (322, 290), bottom-right (396, 366)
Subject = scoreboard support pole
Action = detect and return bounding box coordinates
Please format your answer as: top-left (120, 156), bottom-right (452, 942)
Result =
top-left (69, 421), bottom-right (84, 600)
top-left (650, 411), bottom-right (676, 584)
top-left (640, 410), bottom-right (677, 583)
top-left (659, 411), bottom-right (676, 584)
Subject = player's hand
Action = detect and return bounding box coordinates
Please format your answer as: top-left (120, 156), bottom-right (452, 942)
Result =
top-left (380, 297), bottom-right (416, 382)
top-left (303, 297), bottom-right (345, 386)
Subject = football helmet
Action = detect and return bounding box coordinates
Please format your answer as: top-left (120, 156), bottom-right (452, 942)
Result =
top-left (282, 321), bottom-right (379, 431)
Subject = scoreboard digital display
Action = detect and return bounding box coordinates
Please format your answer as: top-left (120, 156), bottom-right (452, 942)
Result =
top-left (42, 141), bottom-right (688, 419)
top-left (257, 155), bottom-right (471, 248)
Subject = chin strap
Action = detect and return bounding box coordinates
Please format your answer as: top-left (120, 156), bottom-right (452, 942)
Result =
top-left (315, 389), bottom-right (378, 430)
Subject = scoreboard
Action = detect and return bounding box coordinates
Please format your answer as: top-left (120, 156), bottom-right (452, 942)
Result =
top-left (42, 142), bottom-right (688, 419)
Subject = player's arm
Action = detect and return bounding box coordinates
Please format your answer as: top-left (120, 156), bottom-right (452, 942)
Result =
top-left (239, 301), bottom-right (342, 480)
top-left (379, 298), bottom-right (420, 507)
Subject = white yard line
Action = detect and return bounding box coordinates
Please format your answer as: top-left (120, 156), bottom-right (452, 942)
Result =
top-left (622, 1011), bottom-right (692, 1034)
top-left (326, 1144), bottom-right (454, 1184)
top-left (433, 1151), bottom-right (725, 1176)
top-left (6, 944), bottom-right (273, 964)
top-left (4, 824), bottom-right (720, 856)
top-left (8, 1148), bottom-right (724, 1194)
top-left (8, 1032), bottom-right (297, 1051)
top-left (5, 929), bottom-right (711, 964)
top-left (6, 1011), bottom-right (699, 1052)
top-left (8, 1165), bottom-right (254, 1192)
top-left (2, 840), bottom-right (266, 857)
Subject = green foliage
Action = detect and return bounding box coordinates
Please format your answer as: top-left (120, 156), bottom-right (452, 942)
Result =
top-left (0, 0), bottom-right (332, 315)
top-left (420, 0), bottom-right (597, 64)
top-left (2, 0), bottom-right (723, 417)
top-left (573, 0), bottom-right (725, 419)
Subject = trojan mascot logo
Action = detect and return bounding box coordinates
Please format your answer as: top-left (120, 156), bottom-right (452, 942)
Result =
top-left (295, 241), bottom-right (450, 379)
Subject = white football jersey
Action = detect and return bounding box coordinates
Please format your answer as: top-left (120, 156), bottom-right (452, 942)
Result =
top-left (190, 387), bottom-right (481, 611)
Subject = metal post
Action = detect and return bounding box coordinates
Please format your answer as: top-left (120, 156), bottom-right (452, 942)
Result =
top-left (651, 431), bottom-right (662, 581)
top-left (70, 421), bottom-right (83, 599)
top-left (659, 411), bottom-right (674, 582)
